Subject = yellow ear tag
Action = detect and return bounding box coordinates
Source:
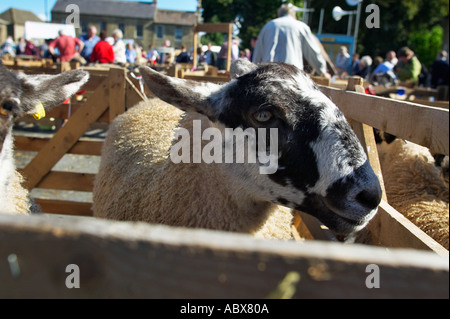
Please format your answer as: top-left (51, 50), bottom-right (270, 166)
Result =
top-left (32, 102), bottom-right (46, 120)
top-left (0, 107), bottom-right (8, 116)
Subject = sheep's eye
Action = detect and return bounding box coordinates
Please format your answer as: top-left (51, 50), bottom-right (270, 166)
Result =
top-left (1, 101), bottom-right (18, 114)
top-left (254, 110), bottom-right (272, 122)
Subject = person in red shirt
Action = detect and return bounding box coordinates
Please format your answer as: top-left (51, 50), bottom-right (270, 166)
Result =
top-left (48, 30), bottom-right (84, 62)
top-left (90, 30), bottom-right (114, 64)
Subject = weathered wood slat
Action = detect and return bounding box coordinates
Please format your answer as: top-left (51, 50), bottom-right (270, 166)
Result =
top-left (366, 201), bottom-right (448, 256)
top-left (320, 86), bottom-right (449, 155)
top-left (345, 77), bottom-right (387, 201)
top-left (35, 171), bottom-right (95, 192)
top-left (294, 210), bottom-right (336, 241)
top-left (183, 74), bottom-right (231, 83)
top-left (194, 22), bottom-right (232, 33)
top-left (108, 67), bottom-right (126, 122)
top-left (125, 77), bottom-right (147, 108)
top-left (34, 199), bottom-right (93, 216)
top-left (0, 214), bottom-right (447, 298)
top-left (14, 136), bottom-right (103, 156)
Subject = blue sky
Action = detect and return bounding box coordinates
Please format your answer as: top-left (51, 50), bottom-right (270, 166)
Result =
top-left (0, 0), bottom-right (198, 21)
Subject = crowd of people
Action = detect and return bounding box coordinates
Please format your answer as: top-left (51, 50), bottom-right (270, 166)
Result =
top-left (334, 45), bottom-right (449, 88)
top-left (0, 26), bottom-right (166, 68)
top-left (1, 2), bottom-right (447, 90)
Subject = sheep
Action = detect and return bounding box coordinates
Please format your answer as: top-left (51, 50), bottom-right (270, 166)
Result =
top-left (93, 59), bottom-right (382, 240)
top-left (0, 63), bottom-right (89, 215)
top-left (376, 136), bottom-right (449, 249)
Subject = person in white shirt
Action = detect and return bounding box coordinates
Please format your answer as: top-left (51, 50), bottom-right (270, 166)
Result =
top-left (252, 4), bottom-right (329, 77)
top-left (112, 29), bottom-right (126, 66)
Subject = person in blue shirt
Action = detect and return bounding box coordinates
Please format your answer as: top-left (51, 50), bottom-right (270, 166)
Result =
top-left (125, 42), bottom-right (137, 64)
top-left (79, 26), bottom-right (100, 63)
top-left (370, 50), bottom-right (398, 85)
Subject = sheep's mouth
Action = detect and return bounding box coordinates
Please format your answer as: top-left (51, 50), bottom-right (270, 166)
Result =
top-left (296, 194), bottom-right (375, 238)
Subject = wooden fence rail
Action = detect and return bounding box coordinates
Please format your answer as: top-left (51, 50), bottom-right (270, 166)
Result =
top-left (0, 213), bottom-right (447, 299)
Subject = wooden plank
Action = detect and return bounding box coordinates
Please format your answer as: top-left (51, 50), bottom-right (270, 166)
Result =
top-left (45, 103), bottom-right (81, 119)
top-left (108, 67), bottom-right (126, 122)
top-left (125, 77), bottom-right (146, 109)
top-left (311, 76), bottom-right (330, 86)
top-left (349, 120), bottom-right (387, 201)
top-left (21, 80), bottom-right (109, 190)
top-left (294, 210), bottom-right (336, 241)
top-left (194, 23), bottom-right (232, 33)
top-left (35, 171), bottom-right (95, 192)
top-left (80, 74), bottom-right (108, 92)
top-left (362, 200), bottom-right (449, 257)
top-left (410, 99), bottom-right (449, 109)
top-left (14, 136), bottom-right (103, 156)
top-left (293, 212), bottom-right (314, 240)
top-left (226, 23), bottom-right (232, 72)
top-left (192, 30), bottom-right (198, 68)
top-left (344, 77), bottom-right (387, 202)
top-left (0, 214), bottom-right (447, 298)
top-left (34, 199), bottom-right (93, 216)
top-left (183, 74), bottom-right (230, 83)
top-left (320, 86), bottom-right (449, 155)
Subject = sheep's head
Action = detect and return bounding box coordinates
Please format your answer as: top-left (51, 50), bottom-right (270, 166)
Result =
top-left (139, 60), bottom-right (382, 238)
top-left (0, 64), bottom-right (89, 152)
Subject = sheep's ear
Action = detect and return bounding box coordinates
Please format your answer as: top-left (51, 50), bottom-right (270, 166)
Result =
top-left (230, 58), bottom-right (257, 79)
top-left (17, 69), bottom-right (89, 116)
top-left (139, 65), bottom-right (222, 120)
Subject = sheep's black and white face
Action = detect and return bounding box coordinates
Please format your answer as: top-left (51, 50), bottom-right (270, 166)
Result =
top-left (0, 64), bottom-right (89, 153)
top-left (139, 60), bottom-right (382, 237)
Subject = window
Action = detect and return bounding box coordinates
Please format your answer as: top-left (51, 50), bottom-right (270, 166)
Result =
top-left (99, 21), bottom-right (107, 32)
top-left (80, 21), bottom-right (88, 33)
top-left (156, 25), bottom-right (164, 40)
top-left (174, 27), bottom-right (183, 42)
top-left (118, 23), bottom-right (125, 35)
top-left (136, 24), bottom-right (143, 38)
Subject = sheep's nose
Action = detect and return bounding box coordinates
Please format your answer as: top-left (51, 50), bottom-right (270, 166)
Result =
top-left (356, 186), bottom-right (382, 210)
top-left (323, 160), bottom-right (382, 217)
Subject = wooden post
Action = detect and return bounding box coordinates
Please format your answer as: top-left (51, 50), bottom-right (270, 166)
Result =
top-left (193, 26), bottom-right (198, 69)
top-left (108, 67), bottom-right (126, 122)
top-left (345, 76), bottom-right (387, 201)
top-left (226, 23), bottom-right (233, 72)
top-left (192, 23), bottom-right (233, 72)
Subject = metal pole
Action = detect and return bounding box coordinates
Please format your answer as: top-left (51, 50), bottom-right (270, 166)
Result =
top-left (352, 2), bottom-right (362, 55)
top-left (304, 0), bottom-right (308, 25)
top-left (318, 8), bottom-right (324, 34)
top-left (347, 13), bottom-right (353, 36)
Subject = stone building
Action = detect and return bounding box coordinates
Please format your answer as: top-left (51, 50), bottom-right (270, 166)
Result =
top-left (51, 0), bottom-right (198, 49)
top-left (0, 8), bottom-right (43, 42)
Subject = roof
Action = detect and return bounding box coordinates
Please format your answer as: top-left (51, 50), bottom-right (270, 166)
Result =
top-left (52, 0), bottom-right (157, 20)
top-left (0, 8), bottom-right (42, 24)
top-left (155, 9), bottom-right (197, 26)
